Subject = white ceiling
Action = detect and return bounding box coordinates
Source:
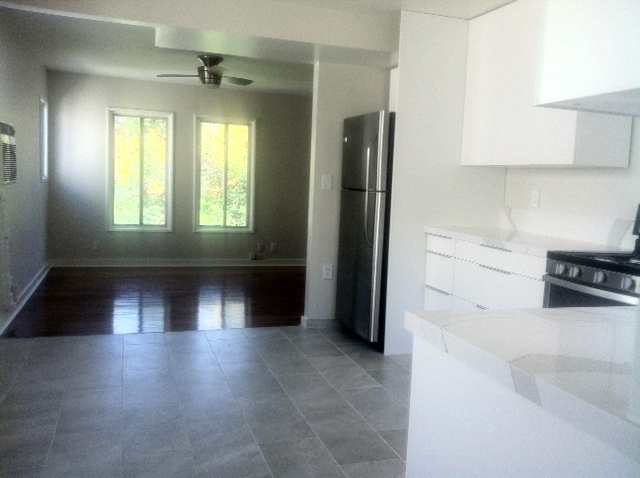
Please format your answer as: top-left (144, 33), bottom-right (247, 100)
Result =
top-left (1, 0), bottom-right (514, 95)
top-left (274, 0), bottom-right (514, 18)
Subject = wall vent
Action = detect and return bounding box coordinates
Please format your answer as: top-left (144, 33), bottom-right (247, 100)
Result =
top-left (1, 122), bottom-right (16, 185)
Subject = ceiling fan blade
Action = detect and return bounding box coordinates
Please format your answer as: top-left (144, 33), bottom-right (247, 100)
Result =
top-left (156, 55), bottom-right (253, 87)
top-left (221, 76), bottom-right (254, 86)
top-left (207, 65), bottom-right (228, 76)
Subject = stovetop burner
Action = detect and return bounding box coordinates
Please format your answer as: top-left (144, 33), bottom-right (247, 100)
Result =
top-left (583, 254), bottom-right (640, 266)
top-left (548, 251), bottom-right (640, 274)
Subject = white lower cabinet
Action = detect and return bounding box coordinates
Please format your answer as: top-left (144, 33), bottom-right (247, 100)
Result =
top-left (454, 259), bottom-right (544, 309)
top-left (425, 232), bottom-right (545, 312)
top-left (425, 251), bottom-right (454, 294)
top-left (451, 295), bottom-right (481, 311)
top-left (423, 285), bottom-right (453, 310)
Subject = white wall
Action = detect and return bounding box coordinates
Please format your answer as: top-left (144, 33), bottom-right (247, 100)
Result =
top-left (503, 118), bottom-right (640, 246)
top-left (384, 12), bottom-right (507, 354)
top-left (47, 71), bottom-right (311, 264)
top-left (303, 61), bottom-right (389, 327)
top-left (0, 17), bottom-right (48, 330)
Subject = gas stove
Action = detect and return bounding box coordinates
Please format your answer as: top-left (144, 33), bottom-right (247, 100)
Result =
top-left (546, 250), bottom-right (640, 296)
top-left (543, 206), bottom-right (640, 307)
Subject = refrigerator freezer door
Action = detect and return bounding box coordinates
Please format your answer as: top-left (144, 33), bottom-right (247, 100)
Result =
top-left (342, 111), bottom-right (389, 192)
top-left (335, 188), bottom-right (386, 342)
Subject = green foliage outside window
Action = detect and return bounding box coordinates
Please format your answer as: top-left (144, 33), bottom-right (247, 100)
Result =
top-left (199, 121), bottom-right (250, 229)
top-left (112, 114), bottom-right (168, 227)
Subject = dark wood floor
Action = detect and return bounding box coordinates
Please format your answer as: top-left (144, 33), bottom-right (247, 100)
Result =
top-left (2, 266), bottom-right (306, 338)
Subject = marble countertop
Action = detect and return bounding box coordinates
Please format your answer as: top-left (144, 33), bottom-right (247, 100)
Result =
top-left (425, 226), bottom-right (626, 258)
top-left (405, 306), bottom-right (640, 463)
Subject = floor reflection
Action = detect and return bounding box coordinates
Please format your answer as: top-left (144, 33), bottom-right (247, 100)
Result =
top-left (3, 267), bottom-right (305, 338)
top-left (112, 289), bottom-right (167, 334)
top-left (196, 285), bottom-right (247, 330)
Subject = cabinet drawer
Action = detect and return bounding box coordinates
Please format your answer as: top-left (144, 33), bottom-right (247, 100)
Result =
top-left (424, 286), bottom-right (485, 312)
top-left (454, 259), bottom-right (544, 309)
top-left (483, 271), bottom-right (544, 309)
top-left (496, 274), bottom-right (544, 309)
top-left (451, 295), bottom-right (483, 311)
top-left (425, 250), bottom-right (454, 293)
top-left (424, 285), bottom-right (453, 311)
top-left (455, 240), bottom-right (545, 279)
top-left (426, 233), bottom-right (455, 256)
top-left (453, 259), bottom-right (488, 307)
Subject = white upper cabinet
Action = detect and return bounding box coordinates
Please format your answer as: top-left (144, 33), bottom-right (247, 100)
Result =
top-left (461, 0), bottom-right (633, 167)
top-left (536, 0), bottom-right (640, 116)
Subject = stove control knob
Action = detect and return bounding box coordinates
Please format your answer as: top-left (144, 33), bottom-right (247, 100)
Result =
top-left (554, 263), bottom-right (568, 275)
top-left (568, 266), bottom-right (582, 279)
top-left (593, 271), bottom-right (607, 284)
top-left (621, 277), bottom-right (636, 291)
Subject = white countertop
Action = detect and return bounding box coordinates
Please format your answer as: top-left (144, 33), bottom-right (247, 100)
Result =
top-left (405, 306), bottom-right (640, 463)
top-left (425, 226), bottom-right (626, 258)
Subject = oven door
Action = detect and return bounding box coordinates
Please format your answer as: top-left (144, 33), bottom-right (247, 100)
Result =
top-left (543, 275), bottom-right (638, 308)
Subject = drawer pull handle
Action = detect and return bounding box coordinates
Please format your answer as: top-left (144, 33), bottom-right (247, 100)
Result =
top-left (425, 285), bottom-right (451, 296)
top-left (427, 251), bottom-right (452, 258)
top-left (480, 243), bottom-right (511, 253)
top-left (479, 264), bottom-right (511, 275)
top-left (476, 304), bottom-right (488, 310)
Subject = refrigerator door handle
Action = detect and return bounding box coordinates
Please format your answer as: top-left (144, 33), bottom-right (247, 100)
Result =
top-left (363, 136), bottom-right (378, 247)
top-left (369, 190), bottom-right (386, 342)
top-left (365, 135), bottom-right (378, 191)
top-left (364, 193), bottom-right (374, 247)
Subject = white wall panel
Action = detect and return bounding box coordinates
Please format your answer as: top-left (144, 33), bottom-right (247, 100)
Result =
top-left (302, 61), bottom-right (389, 327)
top-left (384, 11), bottom-right (506, 354)
top-left (0, 17), bottom-right (48, 330)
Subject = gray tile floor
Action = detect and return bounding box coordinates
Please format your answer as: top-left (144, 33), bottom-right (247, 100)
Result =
top-left (0, 326), bottom-right (412, 478)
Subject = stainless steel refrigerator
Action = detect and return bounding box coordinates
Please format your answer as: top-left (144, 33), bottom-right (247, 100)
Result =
top-left (335, 110), bottom-right (394, 349)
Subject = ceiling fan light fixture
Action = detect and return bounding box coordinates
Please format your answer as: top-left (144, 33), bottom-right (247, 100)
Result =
top-left (197, 54), bottom-right (224, 68)
top-left (197, 66), bottom-right (222, 86)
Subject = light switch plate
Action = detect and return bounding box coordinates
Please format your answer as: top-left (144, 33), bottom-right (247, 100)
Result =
top-left (321, 174), bottom-right (333, 190)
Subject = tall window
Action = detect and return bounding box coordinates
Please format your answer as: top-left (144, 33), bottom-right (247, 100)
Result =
top-left (196, 117), bottom-right (254, 232)
top-left (108, 109), bottom-right (173, 231)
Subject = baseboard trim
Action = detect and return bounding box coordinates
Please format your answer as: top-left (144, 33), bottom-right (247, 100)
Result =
top-left (301, 316), bottom-right (338, 329)
top-left (0, 263), bottom-right (50, 335)
top-left (48, 258), bottom-right (306, 268)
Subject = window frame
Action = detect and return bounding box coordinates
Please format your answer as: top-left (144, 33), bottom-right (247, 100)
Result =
top-left (39, 98), bottom-right (48, 183)
top-left (107, 108), bottom-right (174, 232)
top-left (194, 116), bottom-right (256, 233)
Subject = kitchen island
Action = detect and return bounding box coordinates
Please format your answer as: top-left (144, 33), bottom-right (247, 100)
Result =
top-left (404, 306), bottom-right (640, 477)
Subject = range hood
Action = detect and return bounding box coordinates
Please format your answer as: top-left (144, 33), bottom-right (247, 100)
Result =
top-left (535, 0), bottom-right (639, 117)
top-left (538, 89), bottom-right (640, 118)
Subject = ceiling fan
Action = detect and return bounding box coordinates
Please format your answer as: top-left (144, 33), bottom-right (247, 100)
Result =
top-left (157, 54), bottom-right (253, 87)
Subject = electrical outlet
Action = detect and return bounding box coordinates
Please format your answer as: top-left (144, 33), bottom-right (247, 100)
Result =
top-left (270, 242), bottom-right (277, 252)
top-left (530, 190), bottom-right (540, 209)
top-left (322, 264), bottom-right (333, 280)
